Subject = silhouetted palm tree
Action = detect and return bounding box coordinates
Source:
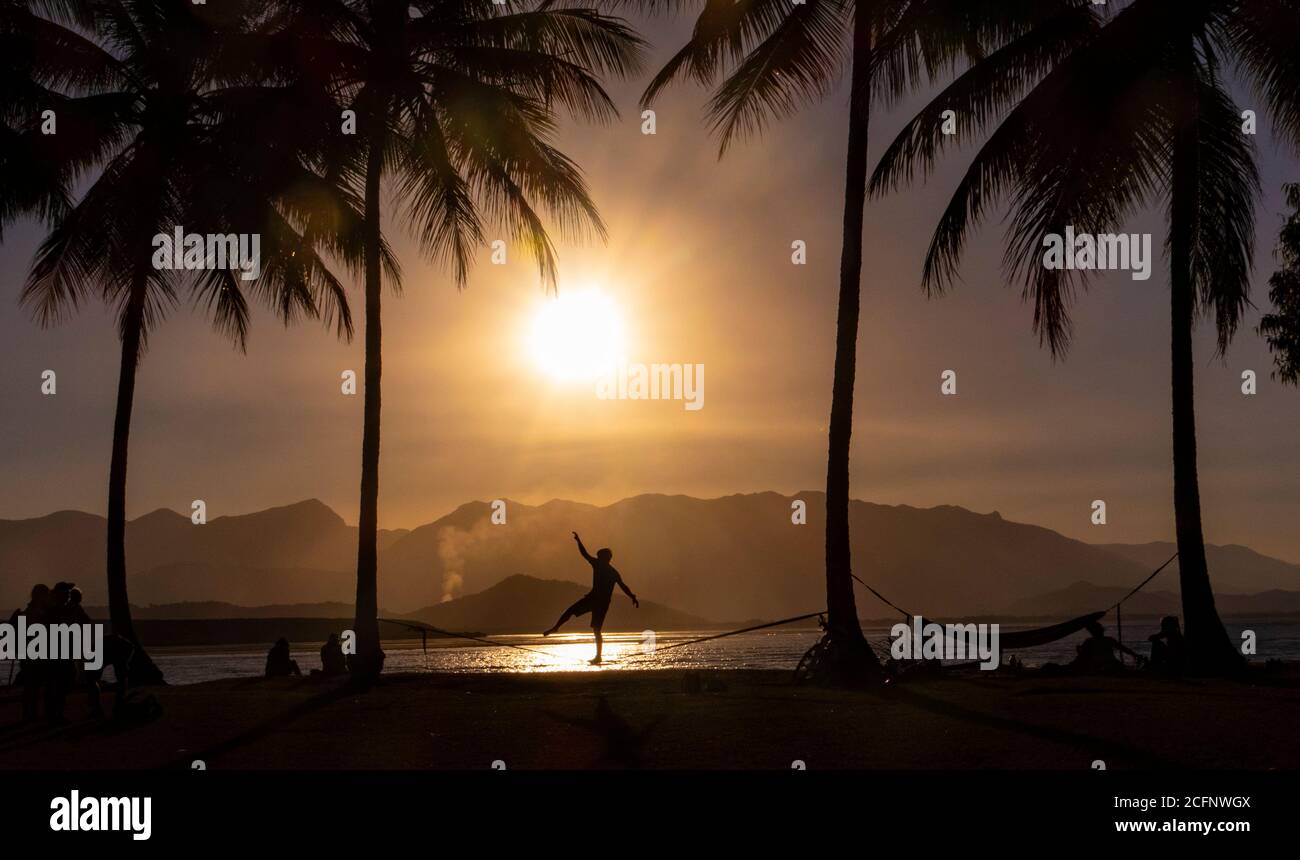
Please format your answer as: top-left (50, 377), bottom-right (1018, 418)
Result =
top-left (628, 0), bottom-right (1079, 681)
top-left (1261, 183), bottom-right (1300, 385)
top-left (5, 0), bottom-right (367, 684)
top-left (872, 0), bottom-right (1300, 675)
top-left (268, 0), bottom-right (643, 682)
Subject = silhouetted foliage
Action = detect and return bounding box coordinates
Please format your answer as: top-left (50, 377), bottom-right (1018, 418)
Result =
top-left (1260, 183), bottom-right (1300, 385)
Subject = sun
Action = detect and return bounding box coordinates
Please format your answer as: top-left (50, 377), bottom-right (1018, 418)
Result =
top-left (528, 290), bottom-right (627, 382)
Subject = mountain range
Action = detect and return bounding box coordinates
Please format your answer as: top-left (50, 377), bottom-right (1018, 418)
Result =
top-left (2, 493), bottom-right (1296, 620)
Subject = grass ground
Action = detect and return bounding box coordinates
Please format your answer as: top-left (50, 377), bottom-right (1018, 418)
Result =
top-left (3, 667), bottom-right (1298, 770)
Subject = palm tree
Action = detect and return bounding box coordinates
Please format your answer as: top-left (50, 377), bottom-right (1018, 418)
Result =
top-left (625, 0), bottom-right (1078, 681)
top-left (6, 0), bottom-right (368, 684)
top-left (1260, 183), bottom-right (1300, 385)
top-left (871, 0), bottom-right (1300, 675)
top-left (267, 0), bottom-right (644, 682)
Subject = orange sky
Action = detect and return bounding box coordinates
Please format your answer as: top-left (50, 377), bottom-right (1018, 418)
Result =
top-left (2, 15), bottom-right (1298, 563)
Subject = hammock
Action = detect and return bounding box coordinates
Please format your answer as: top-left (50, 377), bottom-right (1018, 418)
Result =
top-left (999, 611), bottom-right (1105, 650)
top-left (883, 610), bottom-right (1105, 650)
top-left (852, 551), bottom-right (1178, 651)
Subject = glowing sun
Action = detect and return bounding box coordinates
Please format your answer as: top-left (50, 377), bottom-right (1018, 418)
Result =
top-left (528, 290), bottom-right (627, 382)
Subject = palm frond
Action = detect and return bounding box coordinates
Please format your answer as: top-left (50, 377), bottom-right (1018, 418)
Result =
top-left (868, 2), bottom-right (1099, 197)
top-left (1180, 65), bottom-right (1259, 354)
top-left (705, 0), bottom-right (849, 154)
top-left (1225, 0), bottom-right (1300, 152)
top-left (640, 0), bottom-right (802, 107)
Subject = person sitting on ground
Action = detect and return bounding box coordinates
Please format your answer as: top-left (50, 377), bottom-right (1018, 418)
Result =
top-left (1069, 621), bottom-right (1143, 674)
top-left (543, 531), bottom-right (639, 665)
top-left (1146, 615), bottom-right (1187, 677)
top-left (319, 633), bottom-right (347, 676)
top-left (265, 638), bottom-right (302, 678)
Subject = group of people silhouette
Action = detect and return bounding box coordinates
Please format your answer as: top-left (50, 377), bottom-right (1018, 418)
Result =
top-left (7, 582), bottom-right (126, 725)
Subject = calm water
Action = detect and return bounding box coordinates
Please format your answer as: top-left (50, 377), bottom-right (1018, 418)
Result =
top-left (5, 617), bottom-right (1294, 686)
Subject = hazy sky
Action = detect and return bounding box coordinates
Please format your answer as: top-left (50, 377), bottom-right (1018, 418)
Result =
top-left (2, 13), bottom-right (1298, 562)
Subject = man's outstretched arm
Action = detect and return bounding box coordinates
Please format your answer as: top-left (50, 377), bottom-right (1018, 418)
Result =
top-left (572, 531), bottom-right (595, 563)
top-left (617, 576), bottom-right (639, 608)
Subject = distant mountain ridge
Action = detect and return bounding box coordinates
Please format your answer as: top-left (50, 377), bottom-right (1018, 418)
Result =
top-left (1, 493), bottom-right (1296, 619)
top-left (0, 499), bottom-right (407, 607)
top-left (1098, 542), bottom-right (1300, 594)
top-left (1008, 582), bottom-right (1300, 618)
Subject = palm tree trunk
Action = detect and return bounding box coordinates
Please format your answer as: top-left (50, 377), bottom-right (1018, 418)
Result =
top-left (106, 274), bottom-right (165, 686)
top-left (351, 133), bottom-right (386, 683)
top-left (1169, 97), bottom-right (1242, 678)
top-left (823, 4), bottom-right (881, 681)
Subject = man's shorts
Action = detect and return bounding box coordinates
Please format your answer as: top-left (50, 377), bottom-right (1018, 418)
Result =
top-left (567, 592), bottom-right (612, 630)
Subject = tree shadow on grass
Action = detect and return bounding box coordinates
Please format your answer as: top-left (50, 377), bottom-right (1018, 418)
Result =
top-left (542, 695), bottom-right (665, 769)
top-left (880, 683), bottom-right (1180, 768)
top-left (164, 678), bottom-right (363, 769)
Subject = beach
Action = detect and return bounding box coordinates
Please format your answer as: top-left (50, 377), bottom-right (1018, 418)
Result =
top-left (3, 668), bottom-right (1298, 770)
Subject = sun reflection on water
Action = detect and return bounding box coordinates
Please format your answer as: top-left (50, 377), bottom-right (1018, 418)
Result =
top-left (450, 631), bottom-right (664, 673)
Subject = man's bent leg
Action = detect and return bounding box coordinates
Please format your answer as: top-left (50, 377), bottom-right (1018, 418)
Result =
top-left (543, 611), bottom-right (567, 636)
top-left (545, 601), bottom-right (584, 636)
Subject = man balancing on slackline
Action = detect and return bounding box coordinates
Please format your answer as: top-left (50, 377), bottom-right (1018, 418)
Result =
top-left (543, 532), bottom-right (639, 664)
